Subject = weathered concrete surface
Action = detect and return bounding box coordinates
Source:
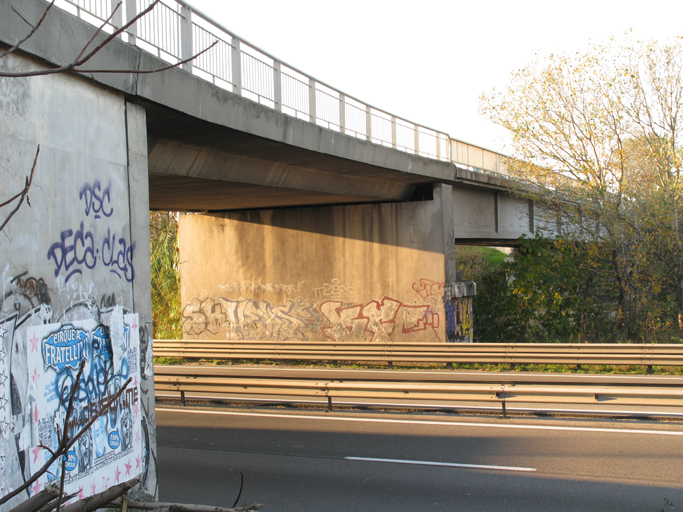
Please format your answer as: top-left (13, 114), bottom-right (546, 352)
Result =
top-left (178, 185), bottom-right (475, 343)
top-left (178, 193), bottom-right (450, 343)
top-left (0, 51), bottom-right (156, 505)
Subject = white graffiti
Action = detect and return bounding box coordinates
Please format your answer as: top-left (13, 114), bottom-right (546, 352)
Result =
top-left (312, 279), bottom-right (355, 300)
top-left (218, 281), bottom-right (305, 294)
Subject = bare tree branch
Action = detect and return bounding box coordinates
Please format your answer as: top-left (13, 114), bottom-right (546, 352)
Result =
top-left (0, 145), bottom-right (39, 233)
top-left (0, 1), bottom-right (55, 60)
top-left (0, 0), bottom-right (218, 78)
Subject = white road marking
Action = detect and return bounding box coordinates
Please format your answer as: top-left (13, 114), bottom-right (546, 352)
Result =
top-left (156, 407), bottom-right (683, 436)
top-left (344, 456), bottom-right (536, 472)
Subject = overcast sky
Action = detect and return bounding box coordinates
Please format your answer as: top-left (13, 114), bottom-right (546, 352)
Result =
top-left (186, 0), bottom-right (682, 154)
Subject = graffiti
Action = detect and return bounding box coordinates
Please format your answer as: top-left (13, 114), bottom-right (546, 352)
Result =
top-left (312, 279), bottom-right (355, 300)
top-left (412, 278), bottom-right (445, 299)
top-left (100, 293), bottom-right (116, 309)
top-left (46, 224), bottom-right (135, 283)
top-left (182, 293), bottom-right (442, 343)
top-left (445, 297), bottom-right (473, 343)
top-left (1, 272), bottom-right (51, 317)
top-left (319, 296), bottom-right (441, 343)
top-left (219, 281), bottom-right (305, 294)
top-left (79, 181), bottom-right (113, 219)
top-left (27, 315), bottom-right (142, 498)
top-left (182, 296), bottom-right (320, 340)
top-left (46, 181), bottom-right (135, 284)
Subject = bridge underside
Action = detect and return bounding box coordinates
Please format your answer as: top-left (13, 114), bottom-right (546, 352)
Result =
top-left (144, 101), bottom-right (433, 212)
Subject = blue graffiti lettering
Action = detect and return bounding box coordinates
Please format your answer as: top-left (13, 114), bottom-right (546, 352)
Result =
top-left (101, 229), bottom-right (135, 282)
top-left (46, 222), bottom-right (96, 283)
top-left (79, 180), bottom-right (113, 219)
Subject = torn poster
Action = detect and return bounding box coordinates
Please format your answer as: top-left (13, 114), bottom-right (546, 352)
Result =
top-left (26, 314), bottom-right (142, 498)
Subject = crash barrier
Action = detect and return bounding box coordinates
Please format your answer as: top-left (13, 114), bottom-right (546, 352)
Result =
top-left (154, 365), bottom-right (683, 414)
top-left (153, 339), bottom-right (683, 370)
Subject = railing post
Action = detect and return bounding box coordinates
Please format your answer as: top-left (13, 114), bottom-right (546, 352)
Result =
top-left (365, 105), bottom-right (372, 141)
top-left (414, 125), bottom-right (420, 155)
top-left (436, 134), bottom-right (442, 160)
top-left (180, 5), bottom-right (193, 72)
top-left (231, 37), bottom-right (242, 95)
top-left (339, 93), bottom-right (346, 133)
top-left (273, 60), bottom-right (282, 112)
top-left (308, 78), bottom-right (316, 123)
top-left (391, 116), bottom-right (397, 149)
top-left (125, 0), bottom-right (137, 45)
top-left (110, 0), bottom-right (122, 35)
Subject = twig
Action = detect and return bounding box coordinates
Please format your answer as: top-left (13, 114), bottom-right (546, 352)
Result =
top-left (0, 373), bottom-right (132, 506)
top-left (60, 477), bottom-right (139, 512)
top-left (6, 487), bottom-right (60, 512)
top-left (0, 2), bottom-right (56, 60)
top-left (0, 145), bottom-right (39, 233)
top-left (110, 500), bottom-right (263, 512)
top-left (231, 472), bottom-right (244, 508)
top-left (0, 0), bottom-right (218, 79)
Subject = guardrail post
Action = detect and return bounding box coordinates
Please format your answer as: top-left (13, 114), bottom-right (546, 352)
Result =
top-left (231, 37), bottom-right (242, 95)
top-left (180, 390), bottom-right (186, 407)
top-left (327, 396), bottom-right (332, 412)
top-left (414, 125), bottom-right (420, 155)
top-left (125, 0), bottom-right (137, 45)
top-left (436, 134), bottom-right (442, 160)
top-left (365, 105), bottom-right (372, 141)
top-left (180, 5), bottom-right (193, 72)
top-left (308, 78), bottom-right (316, 123)
top-left (273, 60), bottom-right (282, 112)
top-left (391, 116), bottom-right (397, 149)
top-left (339, 93), bottom-right (346, 133)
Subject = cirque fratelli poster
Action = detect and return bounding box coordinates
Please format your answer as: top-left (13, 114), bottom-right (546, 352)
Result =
top-left (26, 312), bottom-right (142, 498)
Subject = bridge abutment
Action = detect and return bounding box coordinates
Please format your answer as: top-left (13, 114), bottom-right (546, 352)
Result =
top-left (178, 184), bottom-right (475, 343)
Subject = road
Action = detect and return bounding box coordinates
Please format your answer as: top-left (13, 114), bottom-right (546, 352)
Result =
top-left (156, 404), bottom-right (683, 511)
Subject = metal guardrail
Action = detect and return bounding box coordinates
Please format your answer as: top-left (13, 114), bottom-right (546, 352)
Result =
top-left (153, 340), bottom-right (683, 369)
top-left (53, 0), bottom-right (507, 173)
top-left (154, 365), bottom-right (683, 414)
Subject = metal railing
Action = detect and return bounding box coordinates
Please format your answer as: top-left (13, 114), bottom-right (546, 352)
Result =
top-left (153, 340), bottom-right (683, 370)
top-left (53, 0), bottom-right (507, 173)
top-left (154, 365), bottom-right (683, 414)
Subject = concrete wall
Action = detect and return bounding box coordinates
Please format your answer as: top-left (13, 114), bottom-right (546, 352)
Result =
top-left (0, 52), bottom-right (156, 505)
top-left (179, 187), bottom-right (458, 343)
top-left (452, 186), bottom-right (532, 241)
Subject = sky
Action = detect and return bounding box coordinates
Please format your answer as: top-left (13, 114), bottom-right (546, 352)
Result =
top-left (186, 0), bottom-right (682, 154)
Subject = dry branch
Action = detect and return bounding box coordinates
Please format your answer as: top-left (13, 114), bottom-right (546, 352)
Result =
top-left (0, 1), bottom-right (217, 78)
top-left (111, 500), bottom-right (263, 512)
top-left (0, 145), bottom-right (39, 232)
top-left (7, 487), bottom-right (60, 512)
top-left (0, 361), bottom-right (132, 507)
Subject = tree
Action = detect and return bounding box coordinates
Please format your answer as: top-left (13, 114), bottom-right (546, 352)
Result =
top-left (480, 36), bottom-right (683, 338)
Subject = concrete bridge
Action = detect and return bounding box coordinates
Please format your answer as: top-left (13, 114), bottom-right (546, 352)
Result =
top-left (0, 3), bottom-right (540, 502)
top-left (0, 0), bottom-right (540, 348)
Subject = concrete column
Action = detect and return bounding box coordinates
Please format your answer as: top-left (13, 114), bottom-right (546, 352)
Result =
top-left (124, 102), bottom-right (157, 499)
top-left (273, 61), bottom-right (282, 112)
top-left (125, 0), bottom-right (137, 44)
top-left (339, 93), bottom-right (346, 133)
top-left (180, 5), bottom-right (193, 72)
top-left (231, 37), bottom-right (242, 95)
top-left (308, 78), bottom-right (316, 123)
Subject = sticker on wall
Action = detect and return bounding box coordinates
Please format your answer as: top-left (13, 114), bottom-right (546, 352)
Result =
top-left (26, 314), bottom-right (142, 498)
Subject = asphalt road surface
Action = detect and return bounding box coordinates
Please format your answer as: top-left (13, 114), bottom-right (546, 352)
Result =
top-left (156, 404), bottom-right (683, 511)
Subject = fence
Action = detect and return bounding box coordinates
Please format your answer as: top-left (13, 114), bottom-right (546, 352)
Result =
top-left (153, 339), bottom-right (683, 371)
top-left (54, 0), bottom-right (507, 173)
top-left (154, 365), bottom-right (683, 414)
